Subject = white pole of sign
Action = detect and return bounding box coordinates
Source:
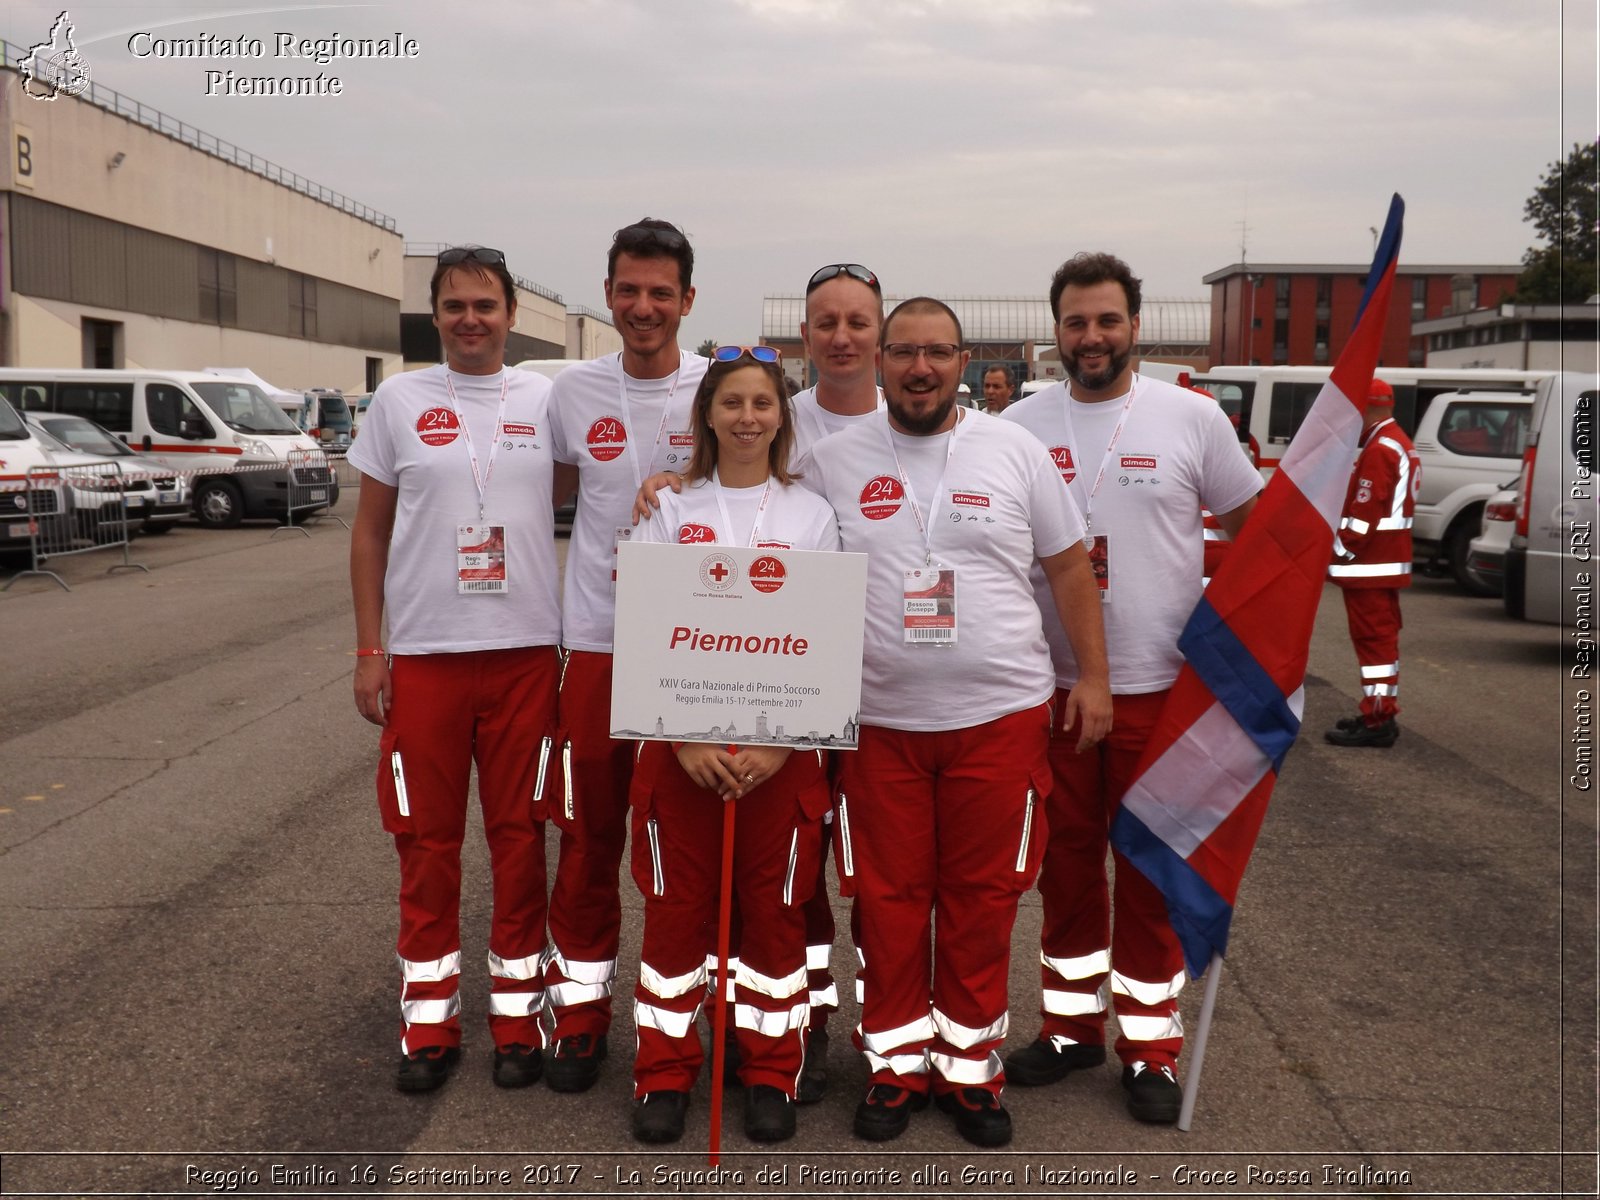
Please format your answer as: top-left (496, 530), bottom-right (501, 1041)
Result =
top-left (1177, 951), bottom-right (1223, 1131)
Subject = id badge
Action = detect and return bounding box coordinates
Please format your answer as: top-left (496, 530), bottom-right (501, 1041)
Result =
top-left (611, 525), bottom-right (632, 593)
top-left (1088, 533), bottom-right (1109, 600)
top-left (903, 564), bottom-right (957, 646)
top-left (458, 524), bottom-right (508, 593)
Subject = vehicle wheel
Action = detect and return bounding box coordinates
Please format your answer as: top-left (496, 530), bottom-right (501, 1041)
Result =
top-left (193, 478), bottom-right (244, 529)
top-left (1448, 511), bottom-right (1495, 596)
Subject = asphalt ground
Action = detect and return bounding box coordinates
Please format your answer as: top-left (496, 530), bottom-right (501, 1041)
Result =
top-left (0, 499), bottom-right (1592, 1198)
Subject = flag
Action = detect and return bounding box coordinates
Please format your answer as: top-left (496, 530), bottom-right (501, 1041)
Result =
top-left (1109, 195), bottom-right (1405, 978)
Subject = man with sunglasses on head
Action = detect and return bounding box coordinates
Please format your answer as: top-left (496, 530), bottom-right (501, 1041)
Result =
top-left (805, 297), bottom-right (1112, 1148)
top-left (349, 245), bottom-right (560, 1094)
top-left (1000, 252), bottom-right (1260, 1125)
top-left (542, 218), bottom-right (706, 1093)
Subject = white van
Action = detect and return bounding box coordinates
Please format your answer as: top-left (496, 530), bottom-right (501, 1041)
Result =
top-left (0, 369), bottom-right (331, 528)
top-left (1190, 366), bottom-right (1548, 477)
top-left (1503, 372), bottom-right (1600, 625)
top-left (1409, 390), bottom-right (1533, 592)
top-left (0, 395), bottom-right (73, 551)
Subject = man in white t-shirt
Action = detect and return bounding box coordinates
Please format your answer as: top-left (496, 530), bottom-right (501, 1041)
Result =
top-left (807, 297), bottom-right (1112, 1149)
top-left (981, 365), bottom-right (1016, 414)
top-left (349, 246), bottom-right (561, 1094)
top-left (1001, 252), bottom-right (1261, 1125)
top-left (542, 219), bottom-right (707, 1092)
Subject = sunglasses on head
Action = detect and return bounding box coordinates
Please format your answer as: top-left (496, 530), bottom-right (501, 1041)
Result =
top-left (806, 263), bottom-right (881, 295)
top-left (713, 345), bottom-right (781, 364)
top-left (437, 246), bottom-right (506, 267)
top-left (613, 223), bottom-right (689, 253)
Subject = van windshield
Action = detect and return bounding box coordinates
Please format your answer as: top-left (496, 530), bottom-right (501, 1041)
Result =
top-left (0, 397), bottom-right (26, 440)
top-left (192, 382), bottom-right (304, 435)
top-left (316, 394), bottom-right (353, 432)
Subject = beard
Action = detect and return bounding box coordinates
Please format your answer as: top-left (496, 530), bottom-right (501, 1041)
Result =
top-left (886, 388), bottom-right (957, 436)
top-left (1064, 343), bottom-right (1133, 394)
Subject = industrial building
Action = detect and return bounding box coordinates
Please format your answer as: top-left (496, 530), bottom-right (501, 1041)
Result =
top-left (1415, 301), bottom-right (1599, 371)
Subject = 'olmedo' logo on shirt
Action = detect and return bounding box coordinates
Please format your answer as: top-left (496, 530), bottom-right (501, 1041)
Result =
top-left (859, 475), bottom-right (905, 520)
top-left (586, 417), bottom-right (627, 461)
top-left (1050, 446), bottom-right (1076, 483)
top-left (416, 407), bottom-right (460, 446)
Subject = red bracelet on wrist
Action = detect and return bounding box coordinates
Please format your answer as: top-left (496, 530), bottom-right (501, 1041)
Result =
top-left (355, 648), bottom-right (386, 658)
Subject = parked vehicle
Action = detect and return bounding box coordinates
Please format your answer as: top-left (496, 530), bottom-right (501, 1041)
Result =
top-left (0, 369), bottom-right (332, 529)
top-left (0, 396), bottom-right (71, 553)
top-left (1466, 486), bottom-right (1519, 596)
top-left (22, 412), bottom-right (190, 535)
top-left (299, 388), bottom-right (354, 450)
top-left (1409, 390), bottom-right (1533, 593)
top-left (1504, 372), bottom-right (1600, 624)
top-left (1190, 366), bottom-right (1549, 477)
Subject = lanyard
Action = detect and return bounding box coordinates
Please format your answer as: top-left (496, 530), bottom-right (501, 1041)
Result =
top-left (615, 352), bottom-right (684, 490)
top-left (710, 471), bottom-right (774, 547)
top-left (1061, 375), bottom-right (1139, 534)
top-left (884, 409), bottom-right (967, 565)
top-left (443, 370), bottom-right (509, 520)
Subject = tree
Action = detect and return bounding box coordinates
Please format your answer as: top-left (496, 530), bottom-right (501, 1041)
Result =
top-left (1512, 141), bottom-right (1599, 303)
top-left (696, 339), bottom-right (717, 358)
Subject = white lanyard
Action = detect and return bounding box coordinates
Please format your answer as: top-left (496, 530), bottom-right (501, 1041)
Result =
top-left (615, 352), bottom-right (684, 489)
top-left (1062, 375), bottom-right (1139, 534)
top-left (443, 371), bottom-right (509, 520)
top-left (710, 471), bottom-right (774, 547)
top-left (885, 410), bottom-right (967, 564)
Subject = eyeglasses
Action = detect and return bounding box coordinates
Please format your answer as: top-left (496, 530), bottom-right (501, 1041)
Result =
top-left (883, 343), bottom-right (960, 366)
top-left (713, 345), bottom-right (781, 364)
top-left (612, 223), bottom-right (689, 253)
top-left (807, 263), bottom-right (881, 295)
top-left (437, 246), bottom-right (506, 267)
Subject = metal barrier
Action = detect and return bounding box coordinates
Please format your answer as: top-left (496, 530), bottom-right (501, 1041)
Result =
top-left (2, 463), bottom-right (148, 592)
top-left (272, 448), bottom-right (349, 538)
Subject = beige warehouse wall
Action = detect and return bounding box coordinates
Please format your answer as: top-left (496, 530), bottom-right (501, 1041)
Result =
top-left (13, 295), bottom-right (400, 392)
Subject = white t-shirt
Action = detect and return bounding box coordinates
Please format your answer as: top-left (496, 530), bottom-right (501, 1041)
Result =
top-left (347, 365), bottom-right (560, 655)
top-left (548, 351), bottom-right (709, 652)
top-left (807, 410), bottom-right (1085, 732)
top-left (636, 472), bottom-right (842, 554)
top-left (1003, 374), bottom-right (1262, 692)
top-left (789, 385), bottom-right (885, 476)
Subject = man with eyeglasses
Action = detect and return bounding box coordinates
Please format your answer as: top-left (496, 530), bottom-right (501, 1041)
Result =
top-left (542, 218), bottom-right (707, 1094)
top-left (349, 245), bottom-right (560, 1094)
top-left (1001, 252), bottom-right (1260, 1125)
top-left (805, 297), bottom-right (1112, 1148)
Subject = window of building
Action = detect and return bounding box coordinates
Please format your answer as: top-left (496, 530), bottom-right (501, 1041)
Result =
top-left (1315, 275), bottom-right (1331, 320)
top-left (366, 357), bottom-right (382, 392)
top-left (82, 318), bottom-right (122, 368)
top-left (1411, 276), bottom-right (1428, 319)
top-left (199, 250), bottom-right (238, 325)
top-left (292, 273), bottom-right (318, 338)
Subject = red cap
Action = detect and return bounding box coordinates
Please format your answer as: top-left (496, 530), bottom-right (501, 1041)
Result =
top-left (1368, 378), bottom-right (1395, 404)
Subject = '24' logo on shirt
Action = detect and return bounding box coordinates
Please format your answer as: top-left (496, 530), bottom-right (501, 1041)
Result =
top-left (586, 417), bottom-right (627, 462)
top-left (416, 407), bottom-right (461, 447)
top-left (859, 475), bottom-right (905, 520)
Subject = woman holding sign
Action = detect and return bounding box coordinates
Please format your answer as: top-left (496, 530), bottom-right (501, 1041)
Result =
top-left (626, 347), bottom-right (840, 1145)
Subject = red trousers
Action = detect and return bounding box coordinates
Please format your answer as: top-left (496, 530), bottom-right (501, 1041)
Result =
top-left (839, 706), bottom-right (1050, 1098)
top-left (1035, 688), bottom-right (1186, 1069)
top-left (1341, 587), bottom-right (1403, 723)
top-left (629, 743), bottom-right (828, 1096)
top-left (545, 650), bottom-right (634, 1040)
top-left (376, 646), bottom-right (558, 1055)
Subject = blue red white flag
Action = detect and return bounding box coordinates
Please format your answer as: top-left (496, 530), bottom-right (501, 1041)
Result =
top-left (1110, 195), bottom-right (1406, 978)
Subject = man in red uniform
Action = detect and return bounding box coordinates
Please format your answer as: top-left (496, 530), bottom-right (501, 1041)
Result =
top-left (1326, 378), bottom-right (1420, 748)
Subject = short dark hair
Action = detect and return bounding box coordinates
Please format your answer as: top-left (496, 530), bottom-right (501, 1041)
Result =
top-left (430, 250), bottom-right (516, 314)
top-left (882, 297), bottom-right (964, 349)
top-left (984, 364), bottom-right (1015, 387)
top-left (1049, 252), bottom-right (1143, 322)
top-left (684, 354), bottom-right (798, 486)
top-left (608, 218), bottom-right (694, 291)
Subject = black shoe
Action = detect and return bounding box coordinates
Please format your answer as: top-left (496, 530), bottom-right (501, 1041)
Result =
top-left (743, 1084), bottom-right (796, 1142)
top-left (395, 1045), bottom-right (460, 1093)
top-left (1003, 1037), bottom-right (1106, 1086)
top-left (797, 1029), bottom-right (828, 1104)
top-left (632, 1090), bottom-right (689, 1144)
top-left (492, 1043), bottom-right (542, 1088)
top-left (936, 1087), bottom-right (1013, 1148)
top-left (1324, 718), bottom-right (1399, 748)
top-left (545, 1033), bottom-right (607, 1093)
top-left (1334, 714), bottom-right (1364, 732)
top-left (1121, 1060), bottom-right (1182, 1124)
top-left (851, 1083), bottom-right (929, 1142)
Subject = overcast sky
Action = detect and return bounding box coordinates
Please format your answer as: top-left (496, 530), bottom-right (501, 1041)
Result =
top-left (6, 0), bottom-right (1596, 346)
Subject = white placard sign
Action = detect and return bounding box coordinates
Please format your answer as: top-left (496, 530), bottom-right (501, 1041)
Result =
top-left (611, 541), bottom-right (867, 750)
